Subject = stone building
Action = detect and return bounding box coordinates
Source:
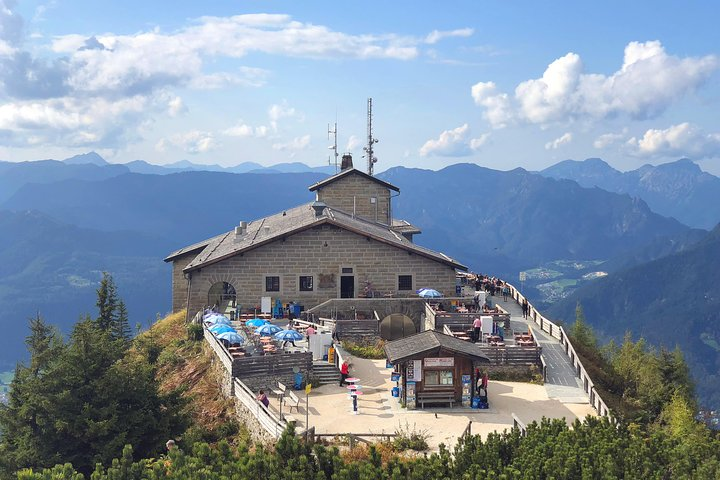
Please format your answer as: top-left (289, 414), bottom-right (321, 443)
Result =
top-left (165, 159), bottom-right (466, 317)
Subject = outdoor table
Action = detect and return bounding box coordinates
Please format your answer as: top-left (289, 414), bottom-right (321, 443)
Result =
top-left (346, 385), bottom-right (362, 390)
top-left (518, 340), bottom-right (534, 347)
top-left (345, 377), bottom-right (360, 384)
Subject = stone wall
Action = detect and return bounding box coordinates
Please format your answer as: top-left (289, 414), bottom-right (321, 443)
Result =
top-left (184, 225), bottom-right (456, 316)
top-left (171, 251), bottom-right (198, 313)
top-left (315, 174), bottom-right (392, 225)
top-left (307, 298), bottom-right (429, 332)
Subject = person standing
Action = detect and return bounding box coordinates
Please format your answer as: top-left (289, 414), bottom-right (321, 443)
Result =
top-left (340, 360), bottom-right (350, 386)
top-left (522, 300), bottom-right (529, 319)
top-left (472, 317), bottom-right (483, 343)
top-left (306, 325), bottom-right (316, 340)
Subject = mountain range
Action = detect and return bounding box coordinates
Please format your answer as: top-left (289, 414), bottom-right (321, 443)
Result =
top-left (1, 152), bottom-right (719, 407)
top-left (548, 225), bottom-right (720, 408)
top-left (540, 158), bottom-right (720, 230)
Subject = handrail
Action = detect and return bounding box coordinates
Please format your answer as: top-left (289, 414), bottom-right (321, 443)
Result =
top-left (512, 413), bottom-right (527, 436)
top-left (233, 378), bottom-right (287, 439)
top-left (505, 282), bottom-right (612, 419)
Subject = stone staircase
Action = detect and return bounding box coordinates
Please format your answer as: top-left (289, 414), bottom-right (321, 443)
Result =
top-left (312, 360), bottom-right (340, 385)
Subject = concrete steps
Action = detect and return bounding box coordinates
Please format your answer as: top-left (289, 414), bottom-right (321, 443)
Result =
top-left (312, 361), bottom-right (340, 385)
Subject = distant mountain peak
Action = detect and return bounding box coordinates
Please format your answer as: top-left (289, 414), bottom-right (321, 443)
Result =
top-left (63, 152), bottom-right (107, 166)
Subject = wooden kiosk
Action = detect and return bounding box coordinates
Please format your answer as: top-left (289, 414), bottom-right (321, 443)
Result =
top-left (384, 330), bottom-right (490, 409)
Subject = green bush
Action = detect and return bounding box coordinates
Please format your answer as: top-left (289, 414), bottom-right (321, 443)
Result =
top-left (187, 323), bottom-right (204, 341)
top-left (392, 421), bottom-right (429, 451)
top-left (341, 340), bottom-right (386, 359)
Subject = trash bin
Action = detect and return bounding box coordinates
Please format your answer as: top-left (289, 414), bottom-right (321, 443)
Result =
top-left (292, 304), bottom-right (302, 318)
top-left (294, 372), bottom-right (303, 390)
top-left (391, 386), bottom-right (400, 397)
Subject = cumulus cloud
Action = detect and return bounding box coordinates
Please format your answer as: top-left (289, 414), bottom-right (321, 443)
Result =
top-left (472, 41), bottom-right (718, 128)
top-left (272, 134), bottom-right (311, 151)
top-left (0, 4), bottom-right (446, 150)
top-left (545, 132), bottom-right (573, 150)
top-left (419, 124), bottom-right (489, 157)
top-left (593, 130), bottom-right (627, 149)
top-left (425, 28), bottom-right (474, 44)
top-left (471, 81), bottom-right (514, 128)
top-left (222, 122), bottom-right (269, 138)
top-left (158, 130), bottom-right (219, 154)
top-left (626, 123), bottom-right (720, 159)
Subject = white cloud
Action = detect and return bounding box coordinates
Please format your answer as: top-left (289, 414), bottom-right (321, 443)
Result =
top-left (159, 130), bottom-right (219, 154)
top-left (545, 132), bottom-right (573, 150)
top-left (345, 134), bottom-right (361, 152)
top-left (167, 96), bottom-right (186, 117)
top-left (222, 122), bottom-right (269, 138)
top-left (419, 124), bottom-right (489, 157)
top-left (272, 134), bottom-right (311, 152)
top-left (425, 28), bottom-right (474, 45)
top-left (626, 123), bottom-right (720, 159)
top-left (471, 81), bottom-right (514, 128)
top-left (472, 41), bottom-right (718, 128)
top-left (0, 4), bottom-right (433, 150)
top-left (593, 130), bottom-right (627, 149)
top-left (268, 101), bottom-right (299, 132)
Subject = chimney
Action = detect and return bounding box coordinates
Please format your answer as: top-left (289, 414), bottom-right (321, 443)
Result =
top-left (311, 201), bottom-right (327, 217)
top-left (234, 221), bottom-right (247, 240)
top-left (340, 153), bottom-right (353, 171)
top-left (263, 225), bottom-right (270, 235)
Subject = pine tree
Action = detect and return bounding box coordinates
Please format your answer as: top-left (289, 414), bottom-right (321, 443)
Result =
top-left (95, 272), bottom-right (119, 332)
top-left (112, 300), bottom-right (132, 345)
top-left (570, 302), bottom-right (596, 348)
top-left (0, 314), bottom-right (65, 475)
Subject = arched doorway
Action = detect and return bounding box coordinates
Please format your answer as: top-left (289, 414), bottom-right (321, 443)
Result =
top-left (379, 313), bottom-right (416, 341)
top-left (208, 281), bottom-right (237, 311)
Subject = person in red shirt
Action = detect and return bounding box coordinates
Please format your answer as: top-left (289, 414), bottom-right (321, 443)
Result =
top-left (340, 361), bottom-right (349, 386)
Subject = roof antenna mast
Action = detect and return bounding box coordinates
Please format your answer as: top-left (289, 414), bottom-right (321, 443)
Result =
top-left (364, 97), bottom-right (379, 176)
top-left (327, 120), bottom-right (338, 174)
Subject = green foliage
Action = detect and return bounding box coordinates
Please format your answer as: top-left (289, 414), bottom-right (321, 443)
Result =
top-left (0, 315), bottom-right (188, 477)
top-left (392, 421), bottom-right (429, 452)
top-left (14, 415), bottom-right (720, 479)
top-left (570, 302), bottom-right (596, 349)
top-left (186, 323), bottom-right (203, 341)
top-left (341, 340), bottom-right (386, 359)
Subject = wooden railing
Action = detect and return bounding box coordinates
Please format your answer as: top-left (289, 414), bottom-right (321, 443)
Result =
top-left (506, 283), bottom-right (612, 418)
top-left (233, 378), bottom-right (287, 439)
top-left (203, 325), bottom-right (233, 373)
top-left (232, 352), bottom-right (312, 379)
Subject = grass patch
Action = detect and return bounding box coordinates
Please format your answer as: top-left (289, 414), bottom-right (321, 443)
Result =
top-left (341, 340), bottom-right (386, 359)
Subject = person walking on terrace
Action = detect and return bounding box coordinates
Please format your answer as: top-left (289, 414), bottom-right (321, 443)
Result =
top-left (340, 360), bottom-right (350, 386)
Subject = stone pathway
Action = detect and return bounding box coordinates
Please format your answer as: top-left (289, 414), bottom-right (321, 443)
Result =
top-left (491, 294), bottom-right (589, 404)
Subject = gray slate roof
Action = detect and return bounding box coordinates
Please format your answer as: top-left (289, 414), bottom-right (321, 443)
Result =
top-left (384, 330), bottom-right (490, 364)
top-left (173, 202), bottom-right (467, 272)
top-left (164, 233), bottom-right (225, 262)
top-left (308, 168), bottom-right (399, 192)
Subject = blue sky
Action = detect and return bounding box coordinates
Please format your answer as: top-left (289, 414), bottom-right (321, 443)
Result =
top-left (1, 1), bottom-right (719, 173)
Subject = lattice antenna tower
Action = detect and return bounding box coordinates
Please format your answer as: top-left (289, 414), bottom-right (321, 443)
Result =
top-left (363, 98), bottom-right (379, 176)
top-left (327, 122), bottom-right (338, 173)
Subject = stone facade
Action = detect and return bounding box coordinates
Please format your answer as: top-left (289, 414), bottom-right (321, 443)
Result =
top-left (183, 224), bottom-right (456, 316)
top-left (314, 173), bottom-right (392, 225)
top-left (171, 251), bottom-right (199, 312)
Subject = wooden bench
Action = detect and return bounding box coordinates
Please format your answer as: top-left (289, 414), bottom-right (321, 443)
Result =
top-left (284, 391), bottom-right (301, 413)
top-left (272, 382), bottom-right (286, 399)
top-left (417, 391), bottom-right (455, 409)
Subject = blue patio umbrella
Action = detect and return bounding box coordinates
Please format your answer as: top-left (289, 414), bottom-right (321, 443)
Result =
top-left (217, 331), bottom-right (245, 345)
top-left (255, 324), bottom-right (282, 336)
top-left (209, 324), bottom-right (236, 335)
top-left (245, 318), bottom-right (268, 327)
top-left (206, 315), bottom-right (231, 325)
top-left (417, 288), bottom-right (443, 298)
top-left (274, 329), bottom-right (303, 342)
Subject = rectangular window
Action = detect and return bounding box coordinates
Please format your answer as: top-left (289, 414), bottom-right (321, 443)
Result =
top-left (265, 276), bottom-right (280, 292)
top-left (398, 275), bottom-right (413, 291)
top-left (424, 370), bottom-right (453, 386)
top-left (341, 267), bottom-right (353, 274)
top-left (299, 275), bottom-right (314, 292)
